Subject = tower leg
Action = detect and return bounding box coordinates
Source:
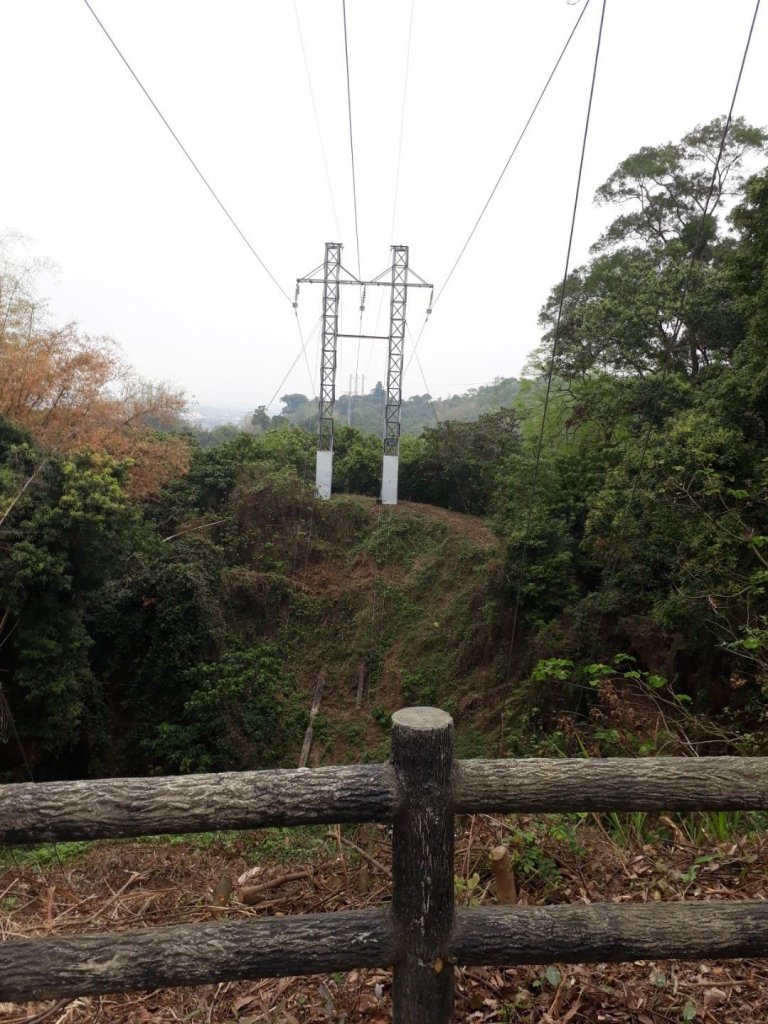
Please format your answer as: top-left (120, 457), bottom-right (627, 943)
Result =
top-left (315, 450), bottom-right (333, 500)
top-left (381, 453), bottom-right (399, 506)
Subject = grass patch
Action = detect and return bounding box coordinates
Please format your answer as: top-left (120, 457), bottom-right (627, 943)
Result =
top-left (0, 840), bottom-right (91, 869)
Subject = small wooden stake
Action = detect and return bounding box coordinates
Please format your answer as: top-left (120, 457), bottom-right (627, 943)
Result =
top-left (355, 661), bottom-right (367, 708)
top-left (391, 707), bottom-right (454, 1024)
top-left (210, 875), bottom-right (233, 911)
top-left (489, 845), bottom-right (516, 905)
top-left (298, 670), bottom-right (326, 768)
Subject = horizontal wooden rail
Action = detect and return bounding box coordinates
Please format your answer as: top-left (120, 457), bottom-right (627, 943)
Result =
top-left (0, 908), bottom-right (395, 1001)
top-left (5, 711), bottom-right (768, 1021)
top-left (454, 902), bottom-right (768, 965)
top-left (454, 756), bottom-right (768, 813)
top-left (4, 901), bottom-right (768, 1002)
top-left (4, 756), bottom-right (768, 844)
top-left (0, 764), bottom-right (395, 843)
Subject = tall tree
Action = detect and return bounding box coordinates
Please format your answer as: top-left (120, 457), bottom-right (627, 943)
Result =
top-left (531, 118), bottom-right (766, 383)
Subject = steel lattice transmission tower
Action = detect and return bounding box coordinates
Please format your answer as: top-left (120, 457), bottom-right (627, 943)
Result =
top-left (381, 245), bottom-right (409, 504)
top-left (315, 242), bottom-right (342, 499)
top-left (297, 243), bottom-right (431, 505)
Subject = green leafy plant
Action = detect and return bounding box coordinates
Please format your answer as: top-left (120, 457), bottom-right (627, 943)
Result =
top-left (603, 811), bottom-right (653, 848)
top-left (454, 871), bottom-right (482, 906)
top-left (371, 705), bottom-right (392, 730)
top-left (145, 644), bottom-right (305, 773)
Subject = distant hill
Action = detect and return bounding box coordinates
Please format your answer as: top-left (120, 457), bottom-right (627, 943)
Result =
top-left (276, 376), bottom-right (521, 436)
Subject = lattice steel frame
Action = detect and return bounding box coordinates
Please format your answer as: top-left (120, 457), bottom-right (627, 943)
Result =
top-left (318, 243), bottom-right (342, 452)
top-left (383, 245), bottom-right (409, 456)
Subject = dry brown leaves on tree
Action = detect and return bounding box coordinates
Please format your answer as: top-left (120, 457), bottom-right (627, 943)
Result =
top-left (0, 238), bottom-right (188, 497)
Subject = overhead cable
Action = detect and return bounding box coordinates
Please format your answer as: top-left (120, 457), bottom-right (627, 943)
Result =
top-left (81, 0), bottom-right (292, 304)
top-left (406, 324), bottom-right (440, 428)
top-left (292, 0), bottom-right (343, 239)
top-left (342, 0), bottom-right (362, 278)
top-left (434, 0), bottom-right (593, 312)
top-left (370, 0), bottom-right (417, 370)
top-left (403, 0), bottom-right (593, 376)
top-left (606, 0), bottom-right (762, 572)
top-left (508, 0), bottom-right (609, 657)
top-left (265, 315), bottom-right (323, 413)
top-left (390, 0), bottom-right (416, 245)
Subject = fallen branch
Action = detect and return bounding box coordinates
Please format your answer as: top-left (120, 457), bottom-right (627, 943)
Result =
top-left (162, 518), bottom-right (230, 543)
top-left (337, 834), bottom-right (392, 879)
top-left (2, 1000), bottom-right (71, 1024)
top-left (238, 870), bottom-right (312, 905)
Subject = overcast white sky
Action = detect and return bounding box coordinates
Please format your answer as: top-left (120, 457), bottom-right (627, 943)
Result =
top-left (1, 0), bottom-right (766, 413)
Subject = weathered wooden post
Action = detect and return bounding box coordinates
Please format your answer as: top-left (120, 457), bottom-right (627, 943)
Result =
top-left (391, 707), bottom-right (454, 1023)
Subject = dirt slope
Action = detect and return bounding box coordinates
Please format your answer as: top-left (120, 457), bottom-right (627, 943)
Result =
top-left (277, 495), bottom-right (506, 764)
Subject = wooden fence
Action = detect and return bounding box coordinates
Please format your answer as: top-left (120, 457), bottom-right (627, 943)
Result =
top-left (2, 706), bottom-right (768, 1022)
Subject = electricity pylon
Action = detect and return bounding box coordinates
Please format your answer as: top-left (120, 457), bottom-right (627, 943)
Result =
top-left (315, 242), bottom-right (341, 499)
top-left (296, 244), bottom-right (432, 504)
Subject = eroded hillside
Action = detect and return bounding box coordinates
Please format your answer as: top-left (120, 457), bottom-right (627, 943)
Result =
top-left (255, 495), bottom-right (507, 764)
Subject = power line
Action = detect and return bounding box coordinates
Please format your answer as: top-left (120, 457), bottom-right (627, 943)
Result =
top-left (81, 0), bottom-right (292, 305)
top-left (390, 0), bottom-right (416, 246)
top-left (342, 0), bottom-right (362, 279)
top-left (507, 0), bottom-right (608, 659)
top-left (406, 324), bottom-right (440, 428)
top-left (435, 0), bottom-right (593, 312)
top-left (285, 325), bottom-right (326, 635)
top-left (341, 0), bottom-right (365, 427)
top-left (296, 311), bottom-right (319, 397)
top-left (265, 315), bottom-right (323, 413)
top-left (403, 0), bottom-right (593, 377)
top-left (369, 0), bottom-right (417, 377)
top-left (292, 0), bottom-right (343, 240)
top-left (605, 0), bottom-right (762, 579)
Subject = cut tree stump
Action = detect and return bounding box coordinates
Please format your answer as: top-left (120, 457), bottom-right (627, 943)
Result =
top-left (489, 845), bottom-right (516, 905)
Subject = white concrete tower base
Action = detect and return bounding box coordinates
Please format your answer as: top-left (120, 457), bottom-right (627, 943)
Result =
top-left (381, 454), bottom-right (399, 505)
top-left (316, 450), bottom-right (333, 499)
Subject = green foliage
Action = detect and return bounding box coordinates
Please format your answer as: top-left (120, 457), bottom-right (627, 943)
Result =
top-left (531, 658), bottom-right (575, 683)
top-left (603, 811), bottom-right (653, 848)
top-left (0, 433), bottom-right (143, 760)
top-left (0, 841), bottom-right (91, 870)
top-left (495, 123), bottom-right (768, 741)
top-left (504, 821), bottom-right (564, 887)
top-left (330, 426), bottom-right (380, 496)
top-left (454, 871), bottom-right (482, 906)
top-left (401, 669), bottom-right (439, 706)
top-left (371, 705), bottom-right (392, 730)
top-left (145, 645), bottom-right (305, 773)
top-left (401, 408), bottom-right (519, 514)
top-left (244, 825), bottom-right (334, 864)
top-left (574, 655), bottom-right (671, 695)
top-left (593, 117), bottom-right (766, 255)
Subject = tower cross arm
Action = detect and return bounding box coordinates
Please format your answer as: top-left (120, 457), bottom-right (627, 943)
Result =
top-left (297, 277), bottom-right (432, 288)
